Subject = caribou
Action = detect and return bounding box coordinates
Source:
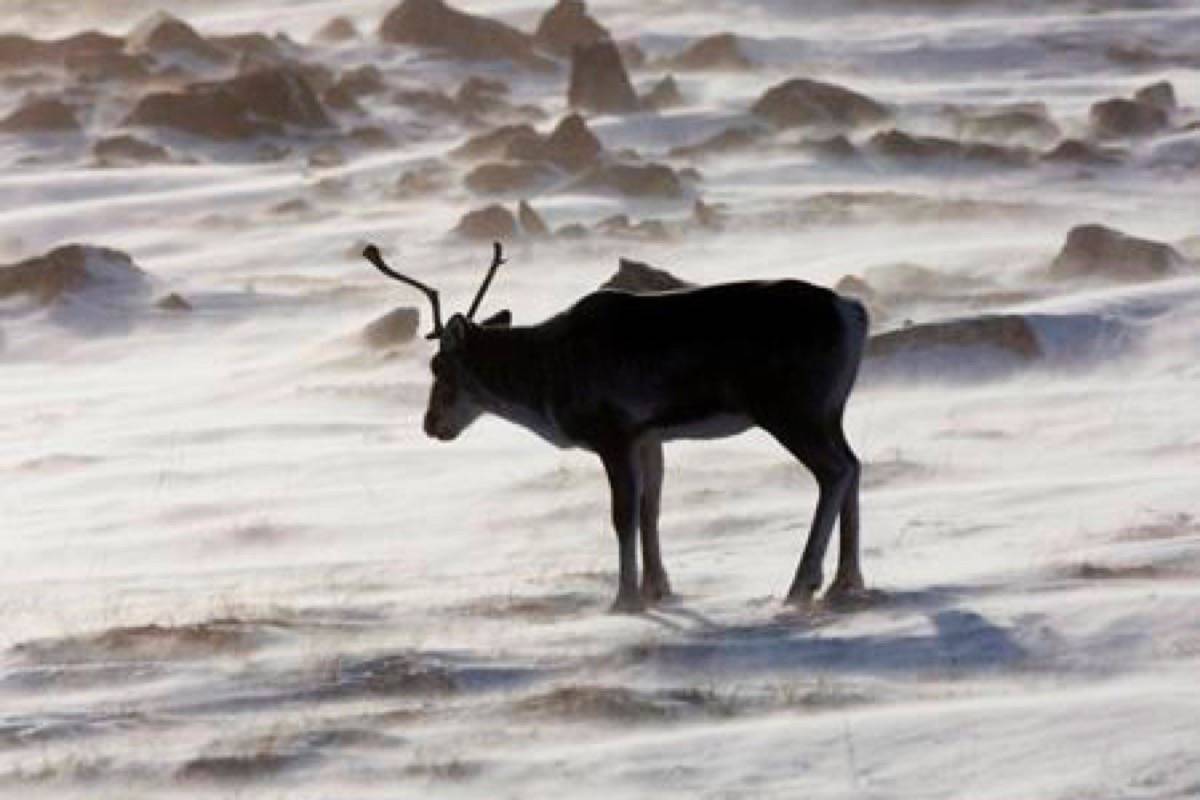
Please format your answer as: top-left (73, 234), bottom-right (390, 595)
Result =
top-left (363, 243), bottom-right (869, 612)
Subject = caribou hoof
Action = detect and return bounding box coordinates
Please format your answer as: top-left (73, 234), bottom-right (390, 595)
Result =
top-left (641, 574), bottom-right (673, 606)
top-left (609, 591), bottom-right (646, 614)
top-left (825, 575), bottom-right (867, 602)
top-left (783, 586), bottom-right (819, 609)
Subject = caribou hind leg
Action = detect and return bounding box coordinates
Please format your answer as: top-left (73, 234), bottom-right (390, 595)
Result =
top-left (638, 438), bottom-right (672, 604)
top-left (827, 428), bottom-right (866, 599)
top-left (599, 443), bottom-right (645, 613)
top-left (760, 414), bottom-right (859, 607)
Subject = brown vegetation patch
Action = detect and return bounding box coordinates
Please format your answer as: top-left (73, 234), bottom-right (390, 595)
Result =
top-left (328, 653), bottom-right (458, 696)
top-left (459, 592), bottom-right (594, 621)
top-left (12, 619), bottom-right (274, 664)
top-left (1068, 562), bottom-right (1169, 581)
top-left (404, 758), bottom-right (485, 782)
top-left (177, 752), bottom-right (308, 783)
top-left (514, 685), bottom-right (735, 723)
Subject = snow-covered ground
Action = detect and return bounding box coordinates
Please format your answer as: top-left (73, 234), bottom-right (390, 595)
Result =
top-left (2, 1), bottom-right (1199, 796)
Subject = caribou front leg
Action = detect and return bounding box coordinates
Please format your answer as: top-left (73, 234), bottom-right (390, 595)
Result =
top-left (638, 438), bottom-right (672, 604)
top-left (600, 443), bottom-right (644, 613)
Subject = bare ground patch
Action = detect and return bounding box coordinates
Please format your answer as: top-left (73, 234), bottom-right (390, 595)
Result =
top-left (456, 591), bottom-right (598, 622)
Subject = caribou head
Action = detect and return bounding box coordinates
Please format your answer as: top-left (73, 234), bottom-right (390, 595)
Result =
top-left (361, 243), bottom-right (511, 442)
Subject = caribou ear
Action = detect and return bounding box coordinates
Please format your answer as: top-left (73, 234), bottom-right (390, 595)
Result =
top-left (442, 314), bottom-right (471, 350)
top-left (481, 309), bottom-right (512, 328)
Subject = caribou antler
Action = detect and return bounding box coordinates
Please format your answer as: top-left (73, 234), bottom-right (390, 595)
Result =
top-left (361, 244), bottom-right (444, 340)
top-left (466, 242), bottom-right (506, 322)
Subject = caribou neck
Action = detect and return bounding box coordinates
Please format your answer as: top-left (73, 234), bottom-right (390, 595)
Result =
top-left (465, 325), bottom-right (567, 444)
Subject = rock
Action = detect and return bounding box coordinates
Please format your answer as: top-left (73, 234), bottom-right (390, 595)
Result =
top-left (868, 129), bottom-right (1030, 166)
top-left (642, 75), bottom-right (683, 110)
top-left (156, 293), bottom-right (192, 311)
top-left (314, 16), bottom-right (360, 43)
top-left (217, 33), bottom-right (292, 67)
top-left (537, 113), bottom-right (603, 171)
top-left (668, 126), bottom-right (764, 159)
top-left (453, 204), bottom-right (519, 240)
top-left (379, 0), bottom-right (551, 71)
top-left (0, 244), bottom-right (148, 305)
top-left (93, 135), bottom-right (170, 166)
top-left (452, 123), bottom-right (539, 161)
top-left (0, 98), bottom-right (80, 132)
top-left (308, 144), bottom-right (345, 168)
top-left (127, 12), bottom-right (231, 65)
top-left (363, 306), bottom-right (420, 347)
top-left (393, 87), bottom-right (461, 118)
top-left (691, 198), bottom-right (726, 230)
top-left (752, 77), bottom-right (889, 131)
top-left (600, 258), bottom-right (692, 292)
top-left (348, 125), bottom-right (395, 148)
top-left (394, 163), bottom-right (451, 197)
top-left (1041, 138), bottom-right (1125, 166)
top-left (571, 162), bottom-right (684, 198)
top-left (1048, 224), bottom-right (1190, 282)
top-left (124, 67), bottom-right (332, 140)
top-left (568, 38), bottom-right (639, 114)
top-left (269, 197), bottom-right (312, 215)
top-left (663, 33), bottom-right (752, 71)
top-left (534, 0), bottom-right (611, 58)
top-left (456, 75), bottom-right (509, 113)
top-left (595, 216), bottom-right (671, 241)
top-left (866, 315), bottom-right (1041, 363)
top-left (518, 200), bottom-right (550, 237)
top-left (800, 134), bottom-right (858, 160)
top-left (336, 65), bottom-right (386, 97)
top-left (960, 107), bottom-right (1060, 145)
top-left (1089, 97), bottom-right (1167, 139)
top-left (618, 40), bottom-right (646, 70)
top-left (465, 161), bottom-right (559, 194)
top-left (66, 49), bottom-right (151, 82)
top-left (1134, 80), bottom-right (1176, 113)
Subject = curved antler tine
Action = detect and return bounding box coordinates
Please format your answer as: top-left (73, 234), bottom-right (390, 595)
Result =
top-left (361, 244), bottom-right (444, 339)
top-left (466, 241), bottom-right (507, 322)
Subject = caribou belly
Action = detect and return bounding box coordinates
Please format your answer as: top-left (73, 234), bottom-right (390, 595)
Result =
top-left (657, 413), bottom-right (753, 441)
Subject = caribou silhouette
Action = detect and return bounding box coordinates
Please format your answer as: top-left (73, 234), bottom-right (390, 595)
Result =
top-left (363, 243), bottom-right (868, 612)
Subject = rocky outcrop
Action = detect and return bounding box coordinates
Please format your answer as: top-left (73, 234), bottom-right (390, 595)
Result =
top-left (93, 135), bottom-right (171, 166)
top-left (379, 0), bottom-right (551, 71)
top-left (668, 126), bottom-right (765, 159)
top-left (0, 245), bottom-right (149, 305)
top-left (1048, 224), bottom-right (1191, 282)
top-left (600, 258), bottom-right (693, 292)
top-left (959, 106), bottom-right (1060, 145)
top-left (568, 39), bottom-right (639, 113)
top-left (127, 12), bottom-right (231, 66)
top-left (866, 315), bottom-right (1042, 364)
top-left (156, 293), bottom-right (193, 311)
top-left (534, 0), bottom-right (611, 58)
top-left (1134, 80), bottom-right (1176, 113)
top-left (465, 161), bottom-right (559, 194)
top-left (452, 123), bottom-right (539, 161)
top-left (867, 129), bottom-right (1031, 167)
top-left (0, 98), bottom-right (80, 132)
top-left (314, 17), bottom-right (360, 43)
top-left (518, 200), bottom-right (550, 237)
top-left (0, 31), bottom-right (124, 71)
top-left (124, 67), bottom-right (332, 140)
top-left (571, 162), bottom-right (684, 198)
top-left (752, 78), bottom-right (889, 131)
top-left (1090, 97), bottom-right (1168, 139)
top-left (453, 204), bottom-right (519, 240)
top-left (363, 307), bottom-right (420, 347)
top-left (1041, 138), bottom-right (1126, 166)
top-left (663, 33), bottom-right (753, 71)
top-left (534, 113), bottom-right (604, 171)
top-left (642, 75), bottom-right (683, 110)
